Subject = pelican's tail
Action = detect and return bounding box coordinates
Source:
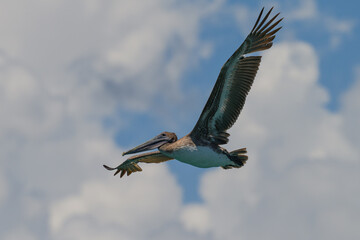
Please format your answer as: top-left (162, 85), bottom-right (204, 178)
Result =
top-left (222, 148), bottom-right (248, 169)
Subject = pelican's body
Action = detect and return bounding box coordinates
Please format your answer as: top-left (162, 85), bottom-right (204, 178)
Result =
top-left (159, 135), bottom-right (233, 168)
top-left (104, 7), bottom-right (283, 178)
top-left (163, 145), bottom-right (230, 168)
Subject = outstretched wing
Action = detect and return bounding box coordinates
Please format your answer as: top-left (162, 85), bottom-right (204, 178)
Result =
top-left (103, 151), bottom-right (173, 178)
top-left (190, 7), bottom-right (282, 145)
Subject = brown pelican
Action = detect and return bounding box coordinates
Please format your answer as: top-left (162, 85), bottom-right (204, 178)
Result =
top-left (104, 7), bottom-right (282, 178)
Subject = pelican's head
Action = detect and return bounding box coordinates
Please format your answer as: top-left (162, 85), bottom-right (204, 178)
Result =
top-left (122, 131), bottom-right (177, 156)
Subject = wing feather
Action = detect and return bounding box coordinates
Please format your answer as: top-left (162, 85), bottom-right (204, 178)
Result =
top-left (128, 151), bottom-right (173, 163)
top-left (190, 7), bottom-right (282, 144)
top-left (103, 151), bottom-right (173, 178)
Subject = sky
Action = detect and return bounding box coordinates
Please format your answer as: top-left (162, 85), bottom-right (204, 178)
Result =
top-left (0, 0), bottom-right (359, 239)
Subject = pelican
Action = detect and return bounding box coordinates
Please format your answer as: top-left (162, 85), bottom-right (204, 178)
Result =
top-left (104, 7), bottom-right (283, 178)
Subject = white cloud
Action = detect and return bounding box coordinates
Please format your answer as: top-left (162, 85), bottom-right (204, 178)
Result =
top-left (50, 165), bottom-right (184, 240)
top-left (180, 42), bottom-right (360, 239)
top-left (0, 171), bottom-right (7, 207)
top-left (3, 227), bottom-right (37, 240)
top-left (282, 0), bottom-right (354, 50)
top-left (325, 18), bottom-right (354, 34)
top-left (287, 0), bottom-right (317, 20)
top-left (0, 0), bottom-right (216, 112)
top-left (324, 17), bottom-right (355, 49)
top-left (180, 204), bottom-right (210, 235)
top-left (341, 65), bottom-right (360, 149)
top-left (0, 0), bottom-right (218, 239)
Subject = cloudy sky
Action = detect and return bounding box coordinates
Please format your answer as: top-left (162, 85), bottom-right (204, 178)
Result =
top-left (1, 0), bottom-right (359, 239)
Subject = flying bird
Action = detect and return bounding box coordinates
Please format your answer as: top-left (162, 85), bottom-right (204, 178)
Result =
top-left (104, 7), bottom-right (283, 178)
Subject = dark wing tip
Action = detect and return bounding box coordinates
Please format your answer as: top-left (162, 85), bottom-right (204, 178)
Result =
top-left (250, 7), bottom-right (265, 33)
top-left (245, 7), bottom-right (282, 54)
top-left (103, 164), bottom-right (123, 177)
top-left (103, 165), bottom-right (115, 171)
top-left (114, 169), bottom-right (121, 176)
top-left (253, 6), bottom-right (273, 33)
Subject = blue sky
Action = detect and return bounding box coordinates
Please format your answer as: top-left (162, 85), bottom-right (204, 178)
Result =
top-left (0, 0), bottom-right (359, 239)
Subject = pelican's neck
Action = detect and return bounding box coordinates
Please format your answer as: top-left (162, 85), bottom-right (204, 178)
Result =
top-left (159, 135), bottom-right (195, 153)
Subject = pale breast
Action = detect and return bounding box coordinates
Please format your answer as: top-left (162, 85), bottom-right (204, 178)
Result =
top-left (161, 145), bottom-right (232, 168)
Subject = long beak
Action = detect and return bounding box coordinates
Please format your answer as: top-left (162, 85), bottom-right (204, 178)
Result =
top-left (122, 135), bottom-right (170, 156)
